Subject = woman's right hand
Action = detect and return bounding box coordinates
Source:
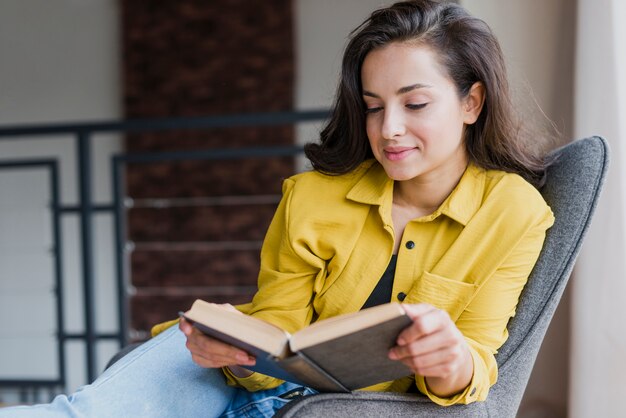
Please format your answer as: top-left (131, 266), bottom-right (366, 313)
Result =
top-left (179, 314), bottom-right (256, 373)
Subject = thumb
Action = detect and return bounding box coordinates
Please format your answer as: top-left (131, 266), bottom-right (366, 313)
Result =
top-left (179, 317), bottom-right (193, 335)
top-left (401, 303), bottom-right (436, 320)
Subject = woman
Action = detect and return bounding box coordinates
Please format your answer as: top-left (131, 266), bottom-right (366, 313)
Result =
top-left (0, 1), bottom-right (554, 416)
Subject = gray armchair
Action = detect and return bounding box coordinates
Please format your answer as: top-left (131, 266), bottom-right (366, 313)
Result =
top-left (275, 136), bottom-right (609, 418)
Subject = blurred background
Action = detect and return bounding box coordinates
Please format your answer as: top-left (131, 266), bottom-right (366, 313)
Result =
top-left (0, 1), bottom-right (623, 417)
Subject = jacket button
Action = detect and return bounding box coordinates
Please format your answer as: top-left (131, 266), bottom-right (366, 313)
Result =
top-left (405, 241), bottom-right (415, 249)
top-left (397, 292), bottom-right (407, 301)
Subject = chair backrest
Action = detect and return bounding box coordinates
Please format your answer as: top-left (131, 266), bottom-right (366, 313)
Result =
top-left (489, 136), bottom-right (609, 416)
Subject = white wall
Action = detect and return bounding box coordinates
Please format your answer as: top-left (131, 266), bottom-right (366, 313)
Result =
top-left (294, 0), bottom-right (392, 169)
top-left (462, 0), bottom-right (575, 143)
top-left (0, 0), bottom-right (122, 397)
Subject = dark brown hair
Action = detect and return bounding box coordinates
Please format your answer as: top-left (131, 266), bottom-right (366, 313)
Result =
top-left (304, 0), bottom-right (549, 186)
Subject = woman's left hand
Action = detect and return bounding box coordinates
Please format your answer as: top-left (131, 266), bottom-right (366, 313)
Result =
top-left (389, 303), bottom-right (473, 396)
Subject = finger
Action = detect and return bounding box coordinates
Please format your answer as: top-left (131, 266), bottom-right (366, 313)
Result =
top-left (190, 351), bottom-right (239, 369)
top-left (186, 331), bottom-right (248, 362)
top-left (188, 346), bottom-right (251, 368)
top-left (397, 308), bottom-right (449, 345)
top-left (411, 352), bottom-right (464, 378)
top-left (179, 317), bottom-right (193, 335)
top-left (401, 303), bottom-right (436, 319)
top-left (187, 343), bottom-right (254, 368)
top-left (393, 340), bottom-right (463, 369)
top-left (185, 330), bottom-right (256, 366)
top-left (395, 348), bottom-right (462, 379)
top-left (390, 329), bottom-right (458, 360)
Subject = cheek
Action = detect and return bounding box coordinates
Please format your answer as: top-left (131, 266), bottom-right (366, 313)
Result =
top-left (365, 119), bottom-right (379, 146)
top-left (406, 119), bottom-right (434, 142)
top-left (441, 116), bottom-right (466, 144)
top-left (420, 112), bottom-right (464, 145)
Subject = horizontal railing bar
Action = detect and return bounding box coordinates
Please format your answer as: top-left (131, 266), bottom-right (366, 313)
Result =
top-left (132, 241), bottom-right (263, 251)
top-left (0, 109), bottom-right (330, 138)
top-left (61, 333), bottom-right (120, 340)
top-left (135, 286), bottom-right (258, 297)
top-left (0, 159), bottom-right (57, 168)
top-left (59, 204), bottom-right (115, 213)
top-left (58, 198), bottom-right (280, 213)
top-left (115, 145), bottom-right (304, 164)
top-left (129, 194), bottom-right (281, 209)
top-left (0, 381), bottom-right (63, 387)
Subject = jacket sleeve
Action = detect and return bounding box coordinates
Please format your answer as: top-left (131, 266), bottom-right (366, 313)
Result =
top-left (224, 177), bottom-right (327, 391)
top-left (413, 209), bottom-right (554, 405)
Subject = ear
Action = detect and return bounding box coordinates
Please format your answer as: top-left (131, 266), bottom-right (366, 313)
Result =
top-left (462, 82), bottom-right (485, 125)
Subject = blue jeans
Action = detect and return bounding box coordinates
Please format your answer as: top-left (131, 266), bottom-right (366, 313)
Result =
top-left (0, 326), bottom-right (317, 417)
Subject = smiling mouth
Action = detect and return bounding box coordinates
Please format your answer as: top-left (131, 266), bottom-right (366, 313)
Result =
top-left (383, 147), bottom-right (416, 161)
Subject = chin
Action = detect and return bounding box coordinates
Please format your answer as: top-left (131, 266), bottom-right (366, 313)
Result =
top-left (383, 168), bottom-right (418, 181)
top-left (390, 175), bottom-right (417, 182)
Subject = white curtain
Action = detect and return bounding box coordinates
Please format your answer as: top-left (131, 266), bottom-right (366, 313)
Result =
top-left (570, 0), bottom-right (626, 417)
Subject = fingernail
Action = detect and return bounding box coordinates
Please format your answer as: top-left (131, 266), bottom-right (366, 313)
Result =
top-left (397, 337), bottom-right (406, 345)
top-left (388, 350), bottom-right (397, 360)
top-left (236, 353), bottom-right (249, 363)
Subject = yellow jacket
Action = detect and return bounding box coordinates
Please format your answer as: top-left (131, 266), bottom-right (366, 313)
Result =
top-left (154, 160), bottom-right (554, 406)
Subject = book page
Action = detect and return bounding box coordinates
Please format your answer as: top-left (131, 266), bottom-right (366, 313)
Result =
top-left (289, 302), bottom-right (406, 352)
top-left (184, 300), bottom-right (291, 358)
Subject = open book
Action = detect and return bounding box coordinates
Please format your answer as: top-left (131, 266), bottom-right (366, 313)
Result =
top-left (181, 300), bottom-right (414, 392)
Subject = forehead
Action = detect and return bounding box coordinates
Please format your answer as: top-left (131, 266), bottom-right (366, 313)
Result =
top-left (361, 42), bottom-right (451, 90)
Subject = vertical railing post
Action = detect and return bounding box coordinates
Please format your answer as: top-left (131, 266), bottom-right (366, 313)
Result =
top-left (77, 130), bottom-right (97, 382)
top-left (112, 156), bottom-right (129, 348)
top-left (50, 161), bottom-right (67, 390)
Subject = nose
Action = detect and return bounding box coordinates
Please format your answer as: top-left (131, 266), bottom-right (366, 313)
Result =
top-left (381, 106), bottom-right (406, 139)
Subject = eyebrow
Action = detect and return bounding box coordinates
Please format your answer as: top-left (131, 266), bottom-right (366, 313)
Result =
top-left (362, 83), bottom-right (432, 98)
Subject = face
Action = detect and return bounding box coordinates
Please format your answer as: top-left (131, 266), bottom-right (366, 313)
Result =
top-left (361, 42), bottom-right (481, 184)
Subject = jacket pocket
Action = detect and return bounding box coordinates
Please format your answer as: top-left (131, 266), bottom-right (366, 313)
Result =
top-left (406, 271), bottom-right (477, 321)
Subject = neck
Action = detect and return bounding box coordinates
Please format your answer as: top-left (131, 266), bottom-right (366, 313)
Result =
top-left (393, 160), bottom-right (468, 214)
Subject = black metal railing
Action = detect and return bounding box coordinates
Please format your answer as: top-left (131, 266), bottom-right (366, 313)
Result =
top-left (0, 160), bottom-right (64, 403)
top-left (0, 109), bottom-right (329, 399)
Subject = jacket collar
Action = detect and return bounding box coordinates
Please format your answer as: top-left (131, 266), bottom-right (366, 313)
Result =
top-left (346, 161), bottom-right (485, 226)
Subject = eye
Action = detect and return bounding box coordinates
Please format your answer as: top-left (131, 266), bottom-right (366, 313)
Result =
top-left (365, 107), bottom-right (383, 114)
top-left (406, 103), bottom-right (428, 110)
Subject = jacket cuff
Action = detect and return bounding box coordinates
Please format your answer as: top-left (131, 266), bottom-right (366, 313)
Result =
top-left (150, 319), bottom-right (180, 337)
top-left (222, 367), bottom-right (285, 392)
top-left (414, 340), bottom-right (494, 405)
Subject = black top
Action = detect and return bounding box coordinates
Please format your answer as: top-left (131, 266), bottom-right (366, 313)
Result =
top-left (361, 254), bottom-right (398, 309)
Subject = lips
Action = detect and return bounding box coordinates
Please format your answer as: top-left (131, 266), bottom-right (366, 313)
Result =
top-left (383, 146), bottom-right (416, 161)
